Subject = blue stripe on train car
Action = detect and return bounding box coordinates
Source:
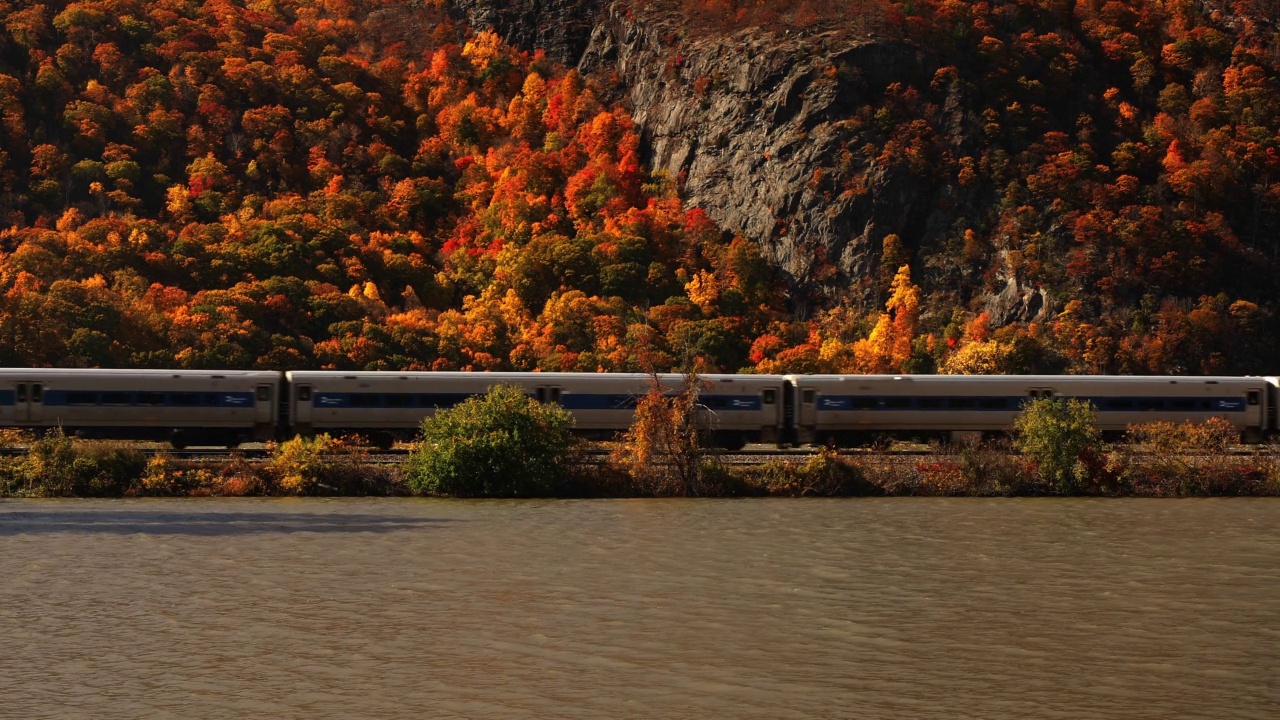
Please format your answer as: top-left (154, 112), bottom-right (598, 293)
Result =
top-left (0, 390), bottom-right (13, 406)
top-left (560, 394), bottom-right (764, 411)
top-left (312, 392), bottom-right (475, 409)
top-left (41, 390), bottom-right (256, 408)
top-left (815, 395), bottom-right (1251, 412)
top-left (312, 392), bottom-right (765, 412)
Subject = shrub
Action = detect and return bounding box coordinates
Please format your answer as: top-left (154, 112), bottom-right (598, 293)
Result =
top-left (1113, 418), bottom-right (1257, 496)
top-left (268, 434), bottom-right (396, 496)
top-left (17, 431), bottom-right (146, 497)
top-left (1013, 397), bottom-right (1103, 494)
top-left (750, 448), bottom-right (880, 497)
top-left (405, 384), bottom-right (576, 497)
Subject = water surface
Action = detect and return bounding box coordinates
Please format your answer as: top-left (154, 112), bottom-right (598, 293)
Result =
top-left (1, 498), bottom-right (1277, 719)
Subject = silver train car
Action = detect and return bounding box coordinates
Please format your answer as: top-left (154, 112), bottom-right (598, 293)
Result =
top-left (789, 374), bottom-right (1276, 444)
top-left (0, 368), bottom-right (282, 447)
top-left (0, 368), bottom-right (1275, 448)
top-left (287, 371), bottom-right (788, 449)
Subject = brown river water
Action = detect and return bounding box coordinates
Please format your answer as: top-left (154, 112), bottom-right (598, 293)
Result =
top-left (0, 498), bottom-right (1277, 719)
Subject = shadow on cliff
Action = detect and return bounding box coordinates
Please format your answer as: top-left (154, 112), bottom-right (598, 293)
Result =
top-left (0, 509), bottom-right (460, 536)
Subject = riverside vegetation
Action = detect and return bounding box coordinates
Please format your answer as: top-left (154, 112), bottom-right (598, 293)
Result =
top-left (1, 386), bottom-right (1279, 498)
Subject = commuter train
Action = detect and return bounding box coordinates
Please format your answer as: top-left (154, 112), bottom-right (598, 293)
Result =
top-left (0, 368), bottom-right (1276, 448)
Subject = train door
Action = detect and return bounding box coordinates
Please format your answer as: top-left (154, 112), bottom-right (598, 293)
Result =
top-left (795, 384), bottom-right (818, 443)
top-left (13, 381), bottom-right (44, 425)
top-left (254, 384), bottom-right (275, 424)
top-left (253, 383), bottom-right (276, 439)
top-left (293, 383), bottom-right (313, 426)
top-left (1027, 387), bottom-right (1055, 401)
top-left (534, 386), bottom-right (562, 405)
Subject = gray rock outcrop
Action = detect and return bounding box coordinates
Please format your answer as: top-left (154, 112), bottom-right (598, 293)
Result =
top-left (446, 0), bottom-right (607, 66)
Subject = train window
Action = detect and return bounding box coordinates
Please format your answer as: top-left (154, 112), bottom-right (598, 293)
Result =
top-left (349, 393), bottom-right (380, 408)
top-left (1106, 399), bottom-right (1134, 410)
top-left (1043, 390), bottom-right (1054, 398)
top-left (1248, 391), bottom-right (1260, 406)
top-left (297, 386), bottom-right (312, 402)
top-left (137, 392), bottom-right (165, 406)
top-left (1027, 390), bottom-right (1039, 399)
top-left (853, 397), bottom-right (878, 409)
top-left (763, 389), bottom-right (777, 405)
top-left (256, 386), bottom-right (272, 402)
top-left (917, 397), bottom-right (942, 409)
top-left (884, 397), bottom-right (911, 409)
top-left (172, 392), bottom-right (200, 406)
top-left (978, 398), bottom-right (1007, 409)
top-left (1171, 400), bottom-right (1195, 410)
top-left (15, 384), bottom-right (26, 403)
top-left (536, 388), bottom-right (546, 403)
top-left (948, 398), bottom-right (976, 409)
top-left (1138, 399), bottom-right (1164, 410)
top-left (549, 387), bottom-right (561, 404)
top-left (386, 394), bottom-right (412, 408)
top-left (101, 392), bottom-right (131, 405)
top-left (30, 384), bottom-right (42, 403)
top-left (802, 390), bottom-right (816, 405)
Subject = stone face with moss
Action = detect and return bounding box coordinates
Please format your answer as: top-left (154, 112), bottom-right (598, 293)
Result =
top-left (404, 384), bottom-right (578, 497)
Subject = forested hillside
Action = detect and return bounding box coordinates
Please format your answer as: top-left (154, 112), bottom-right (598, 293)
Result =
top-left (0, 0), bottom-right (1277, 375)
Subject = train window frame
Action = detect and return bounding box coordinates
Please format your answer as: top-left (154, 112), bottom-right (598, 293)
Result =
top-left (297, 386), bottom-right (312, 402)
top-left (763, 389), bottom-right (777, 405)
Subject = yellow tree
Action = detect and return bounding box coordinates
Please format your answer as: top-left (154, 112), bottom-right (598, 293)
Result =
top-left (852, 264), bottom-right (920, 373)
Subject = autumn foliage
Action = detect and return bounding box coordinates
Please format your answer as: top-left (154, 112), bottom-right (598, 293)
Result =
top-left (0, 0), bottom-right (1276, 374)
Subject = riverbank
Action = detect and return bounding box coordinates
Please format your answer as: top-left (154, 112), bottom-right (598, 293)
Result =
top-left (1, 433), bottom-right (1277, 498)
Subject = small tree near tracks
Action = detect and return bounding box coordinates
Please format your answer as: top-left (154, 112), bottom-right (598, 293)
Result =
top-left (611, 371), bottom-right (722, 496)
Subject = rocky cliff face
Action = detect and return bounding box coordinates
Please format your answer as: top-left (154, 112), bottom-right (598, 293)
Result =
top-left (446, 0), bottom-right (606, 66)
top-left (449, 0), bottom-right (1048, 322)
top-left (580, 5), bottom-right (943, 302)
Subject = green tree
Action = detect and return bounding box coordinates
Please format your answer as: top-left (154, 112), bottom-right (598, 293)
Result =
top-left (1013, 397), bottom-right (1103, 494)
top-left (405, 384), bottom-right (576, 497)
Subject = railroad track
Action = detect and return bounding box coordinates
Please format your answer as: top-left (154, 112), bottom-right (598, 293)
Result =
top-left (3, 443), bottom-right (1272, 466)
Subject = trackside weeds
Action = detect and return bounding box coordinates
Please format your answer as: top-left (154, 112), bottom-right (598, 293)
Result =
top-left (1, 429), bottom-right (1279, 499)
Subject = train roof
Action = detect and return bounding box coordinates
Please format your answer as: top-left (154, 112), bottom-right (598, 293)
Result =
top-left (786, 374), bottom-right (1266, 384)
top-left (284, 371), bottom-right (783, 381)
top-left (0, 368), bottom-right (281, 378)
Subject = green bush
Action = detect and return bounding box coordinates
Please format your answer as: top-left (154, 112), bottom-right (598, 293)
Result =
top-left (1013, 397), bottom-right (1103, 494)
top-left (17, 431), bottom-right (147, 497)
top-left (405, 384), bottom-right (576, 497)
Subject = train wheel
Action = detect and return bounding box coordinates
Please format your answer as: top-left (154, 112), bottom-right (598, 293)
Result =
top-left (169, 429), bottom-right (188, 450)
